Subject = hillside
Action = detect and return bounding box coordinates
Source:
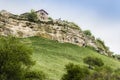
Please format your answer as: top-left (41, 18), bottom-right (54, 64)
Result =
top-left (0, 9), bottom-right (120, 80)
top-left (23, 36), bottom-right (120, 80)
top-left (0, 10), bottom-right (113, 56)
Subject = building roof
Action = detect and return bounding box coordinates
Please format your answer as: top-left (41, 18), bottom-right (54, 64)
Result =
top-left (36, 9), bottom-right (48, 15)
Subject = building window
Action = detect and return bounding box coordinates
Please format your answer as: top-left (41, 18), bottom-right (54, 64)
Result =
top-left (41, 13), bottom-right (44, 15)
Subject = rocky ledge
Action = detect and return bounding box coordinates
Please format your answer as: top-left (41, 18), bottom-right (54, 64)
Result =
top-left (0, 10), bottom-right (113, 56)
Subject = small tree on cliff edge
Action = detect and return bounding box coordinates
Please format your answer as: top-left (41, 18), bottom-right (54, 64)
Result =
top-left (83, 30), bottom-right (92, 36)
top-left (27, 9), bottom-right (38, 22)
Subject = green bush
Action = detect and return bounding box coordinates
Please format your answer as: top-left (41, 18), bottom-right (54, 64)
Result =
top-left (48, 17), bottom-right (53, 21)
top-left (27, 9), bottom-right (38, 22)
top-left (84, 56), bottom-right (104, 68)
top-left (61, 63), bottom-right (90, 80)
top-left (25, 71), bottom-right (46, 80)
top-left (83, 66), bottom-right (120, 80)
top-left (0, 36), bottom-right (34, 80)
top-left (96, 39), bottom-right (109, 51)
top-left (83, 30), bottom-right (92, 36)
top-left (62, 63), bottom-right (120, 80)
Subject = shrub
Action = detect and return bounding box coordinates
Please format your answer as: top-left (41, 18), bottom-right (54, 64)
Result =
top-left (83, 56), bottom-right (104, 68)
top-left (48, 17), bottom-right (53, 21)
top-left (0, 36), bottom-right (34, 80)
top-left (83, 30), bottom-right (92, 36)
top-left (96, 38), bottom-right (109, 51)
top-left (27, 9), bottom-right (38, 22)
top-left (25, 71), bottom-right (46, 80)
top-left (89, 66), bottom-right (113, 80)
top-left (61, 63), bottom-right (90, 80)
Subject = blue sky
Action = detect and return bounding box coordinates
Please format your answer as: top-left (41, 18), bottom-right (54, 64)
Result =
top-left (0, 0), bottom-right (120, 54)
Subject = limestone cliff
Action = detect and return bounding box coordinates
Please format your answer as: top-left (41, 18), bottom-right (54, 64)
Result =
top-left (0, 10), bottom-right (112, 56)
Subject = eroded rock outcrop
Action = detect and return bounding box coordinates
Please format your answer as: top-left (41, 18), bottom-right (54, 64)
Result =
top-left (0, 10), bottom-right (112, 56)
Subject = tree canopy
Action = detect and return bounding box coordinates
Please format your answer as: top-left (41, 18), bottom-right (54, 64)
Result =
top-left (27, 9), bottom-right (38, 22)
top-left (0, 36), bottom-right (34, 80)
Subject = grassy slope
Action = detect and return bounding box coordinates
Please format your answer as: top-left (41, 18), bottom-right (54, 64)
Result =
top-left (23, 36), bottom-right (120, 80)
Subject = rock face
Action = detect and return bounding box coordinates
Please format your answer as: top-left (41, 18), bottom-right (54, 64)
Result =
top-left (0, 10), bottom-right (112, 56)
top-left (0, 17), bottom-right (85, 46)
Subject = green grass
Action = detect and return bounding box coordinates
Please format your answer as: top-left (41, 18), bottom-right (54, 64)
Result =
top-left (23, 36), bottom-right (120, 80)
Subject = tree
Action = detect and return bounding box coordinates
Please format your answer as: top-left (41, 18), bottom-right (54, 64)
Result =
top-left (83, 56), bottom-right (104, 68)
top-left (25, 71), bottom-right (46, 80)
top-left (27, 9), bottom-right (38, 22)
top-left (83, 30), bottom-right (92, 36)
top-left (61, 63), bottom-right (90, 80)
top-left (89, 66), bottom-right (113, 80)
top-left (0, 36), bottom-right (34, 80)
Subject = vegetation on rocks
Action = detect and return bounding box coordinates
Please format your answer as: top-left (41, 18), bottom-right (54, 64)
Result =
top-left (27, 9), bottom-right (38, 22)
top-left (83, 30), bottom-right (92, 36)
top-left (0, 10), bottom-right (113, 56)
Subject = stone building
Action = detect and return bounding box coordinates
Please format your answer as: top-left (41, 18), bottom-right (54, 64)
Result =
top-left (36, 9), bottom-right (48, 21)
